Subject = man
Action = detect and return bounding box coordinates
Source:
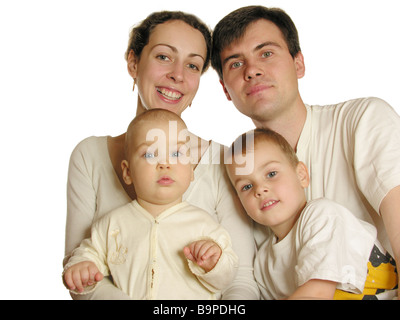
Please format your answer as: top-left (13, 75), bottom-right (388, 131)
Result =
top-left (212, 6), bottom-right (400, 298)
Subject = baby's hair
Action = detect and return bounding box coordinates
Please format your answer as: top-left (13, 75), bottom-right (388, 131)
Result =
top-left (125, 109), bottom-right (187, 159)
top-left (229, 128), bottom-right (299, 168)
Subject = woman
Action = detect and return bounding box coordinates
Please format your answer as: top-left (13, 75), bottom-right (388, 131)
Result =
top-left (64, 11), bottom-right (259, 300)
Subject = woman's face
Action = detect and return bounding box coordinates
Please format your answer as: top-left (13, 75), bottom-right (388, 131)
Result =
top-left (129, 20), bottom-right (207, 116)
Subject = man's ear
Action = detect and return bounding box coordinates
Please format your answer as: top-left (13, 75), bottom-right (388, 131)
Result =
top-left (219, 79), bottom-right (232, 101)
top-left (121, 160), bottom-right (133, 185)
top-left (296, 161), bottom-right (310, 188)
top-left (127, 49), bottom-right (138, 79)
top-left (294, 51), bottom-right (305, 79)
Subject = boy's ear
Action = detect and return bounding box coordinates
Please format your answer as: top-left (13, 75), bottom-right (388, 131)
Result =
top-left (121, 160), bottom-right (133, 185)
top-left (219, 80), bottom-right (232, 101)
top-left (296, 161), bottom-right (310, 188)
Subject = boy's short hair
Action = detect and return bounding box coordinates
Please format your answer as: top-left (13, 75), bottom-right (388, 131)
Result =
top-left (125, 109), bottom-right (187, 159)
top-left (211, 6), bottom-right (301, 80)
top-left (229, 128), bottom-right (299, 169)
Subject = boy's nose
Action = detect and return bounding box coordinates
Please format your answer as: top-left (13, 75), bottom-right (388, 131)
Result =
top-left (254, 185), bottom-right (268, 197)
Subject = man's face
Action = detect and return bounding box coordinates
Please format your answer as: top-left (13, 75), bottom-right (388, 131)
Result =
top-left (219, 19), bottom-right (305, 125)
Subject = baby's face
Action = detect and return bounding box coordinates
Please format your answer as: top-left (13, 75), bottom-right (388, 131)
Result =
top-left (127, 119), bottom-right (193, 206)
top-left (227, 140), bottom-right (308, 230)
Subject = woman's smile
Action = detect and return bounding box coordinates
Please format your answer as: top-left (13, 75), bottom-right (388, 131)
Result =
top-left (156, 87), bottom-right (183, 103)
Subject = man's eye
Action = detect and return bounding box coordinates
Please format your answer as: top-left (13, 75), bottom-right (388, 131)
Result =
top-left (262, 51), bottom-right (272, 58)
top-left (242, 184), bottom-right (253, 191)
top-left (231, 61), bottom-right (243, 69)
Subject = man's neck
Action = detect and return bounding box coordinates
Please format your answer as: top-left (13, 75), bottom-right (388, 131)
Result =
top-left (253, 100), bottom-right (307, 152)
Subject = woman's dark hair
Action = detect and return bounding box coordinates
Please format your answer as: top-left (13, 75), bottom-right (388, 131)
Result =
top-left (212, 6), bottom-right (301, 79)
top-left (125, 11), bottom-right (212, 73)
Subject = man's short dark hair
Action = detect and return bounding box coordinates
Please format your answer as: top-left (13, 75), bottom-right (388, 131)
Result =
top-left (211, 6), bottom-right (301, 79)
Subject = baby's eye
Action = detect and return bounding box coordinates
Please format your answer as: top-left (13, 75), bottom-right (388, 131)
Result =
top-left (267, 171), bottom-right (277, 178)
top-left (171, 151), bottom-right (181, 157)
top-left (241, 184), bottom-right (253, 191)
top-left (144, 152), bottom-right (156, 159)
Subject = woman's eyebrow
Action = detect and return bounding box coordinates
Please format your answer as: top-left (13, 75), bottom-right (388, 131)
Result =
top-left (152, 43), bottom-right (205, 61)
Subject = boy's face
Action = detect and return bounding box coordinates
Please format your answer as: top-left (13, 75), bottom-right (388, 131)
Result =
top-left (227, 139), bottom-right (309, 235)
top-left (123, 119), bottom-right (193, 208)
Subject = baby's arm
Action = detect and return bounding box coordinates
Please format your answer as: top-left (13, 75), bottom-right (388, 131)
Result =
top-left (64, 261), bottom-right (104, 293)
top-left (184, 240), bottom-right (222, 273)
top-left (287, 279), bottom-right (337, 300)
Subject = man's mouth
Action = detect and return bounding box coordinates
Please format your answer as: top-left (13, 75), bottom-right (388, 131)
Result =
top-left (156, 87), bottom-right (183, 101)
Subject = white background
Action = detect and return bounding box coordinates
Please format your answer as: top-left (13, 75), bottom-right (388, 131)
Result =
top-left (0, 0), bottom-right (399, 299)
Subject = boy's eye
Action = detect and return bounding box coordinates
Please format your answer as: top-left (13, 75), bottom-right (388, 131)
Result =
top-left (267, 171), bottom-right (277, 178)
top-left (241, 184), bottom-right (253, 191)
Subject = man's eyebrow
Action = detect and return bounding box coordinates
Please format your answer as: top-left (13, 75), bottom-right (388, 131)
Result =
top-left (255, 41), bottom-right (282, 51)
top-left (222, 41), bottom-right (282, 67)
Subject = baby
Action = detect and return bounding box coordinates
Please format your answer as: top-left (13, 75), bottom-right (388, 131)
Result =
top-left (226, 128), bottom-right (397, 300)
top-left (63, 109), bottom-right (238, 299)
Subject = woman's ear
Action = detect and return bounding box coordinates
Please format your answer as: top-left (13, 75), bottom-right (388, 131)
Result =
top-left (121, 160), bottom-right (133, 185)
top-left (127, 49), bottom-right (138, 79)
top-left (296, 161), bottom-right (310, 188)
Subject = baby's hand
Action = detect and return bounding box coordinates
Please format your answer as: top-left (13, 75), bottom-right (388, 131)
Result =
top-left (183, 240), bottom-right (222, 273)
top-left (63, 261), bottom-right (104, 293)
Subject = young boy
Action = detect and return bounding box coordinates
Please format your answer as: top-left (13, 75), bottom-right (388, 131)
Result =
top-left (226, 128), bottom-right (398, 300)
top-left (63, 109), bottom-right (238, 300)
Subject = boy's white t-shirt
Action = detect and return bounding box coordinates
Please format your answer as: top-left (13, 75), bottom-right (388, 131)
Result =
top-left (254, 198), bottom-right (377, 300)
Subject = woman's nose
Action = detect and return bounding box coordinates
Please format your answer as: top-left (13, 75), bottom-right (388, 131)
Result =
top-left (167, 64), bottom-right (184, 82)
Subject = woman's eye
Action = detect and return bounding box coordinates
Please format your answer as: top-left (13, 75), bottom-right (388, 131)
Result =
top-left (144, 152), bottom-right (155, 159)
top-left (241, 184), bottom-right (253, 191)
top-left (187, 63), bottom-right (200, 71)
top-left (157, 54), bottom-right (170, 62)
